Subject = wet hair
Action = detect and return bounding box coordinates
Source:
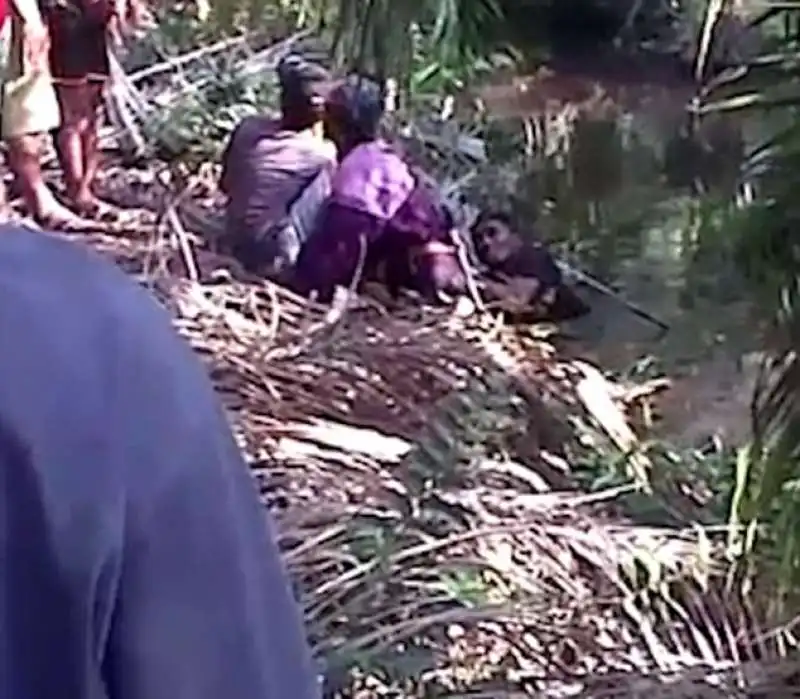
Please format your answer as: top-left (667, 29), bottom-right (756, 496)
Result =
top-left (473, 210), bottom-right (513, 230)
top-left (326, 74), bottom-right (384, 143)
top-left (470, 210), bottom-right (520, 268)
top-left (471, 212), bottom-right (592, 321)
top-left (276, 54), bottom-right (331, 115)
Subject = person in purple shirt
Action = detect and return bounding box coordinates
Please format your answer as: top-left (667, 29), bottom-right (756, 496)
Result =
top-left (0, 224), bottom-right (320, 699)
top-left (290, 75), bottom-right (467, 304)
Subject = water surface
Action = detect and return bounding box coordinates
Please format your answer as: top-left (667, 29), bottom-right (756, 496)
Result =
top-left (479, 66), bottom-right (765, 446)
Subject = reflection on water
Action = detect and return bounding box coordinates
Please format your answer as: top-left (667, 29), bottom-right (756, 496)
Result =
top-left (484, 74), bottom-right (763, 445)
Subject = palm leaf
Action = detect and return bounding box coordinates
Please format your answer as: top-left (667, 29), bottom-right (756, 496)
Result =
top-left (696, 0), bottom-right (800, 603)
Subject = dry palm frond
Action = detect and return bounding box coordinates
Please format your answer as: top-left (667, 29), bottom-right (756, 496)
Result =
top-left (67, 7), bottom-right (800, 689)
top-left (696, 1), bottom-right (800, 611)
top-left (63, 211), bottom-right (799, 696)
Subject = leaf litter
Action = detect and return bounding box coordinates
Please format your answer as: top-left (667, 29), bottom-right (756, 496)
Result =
top-left (44, 192), bottom-right (797, 696)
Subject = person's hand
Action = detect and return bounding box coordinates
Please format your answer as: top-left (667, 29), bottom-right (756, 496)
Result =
top-left (21, 18), bottom-right (49, 73)
top-left (110, 0), bottom-right (126, 21)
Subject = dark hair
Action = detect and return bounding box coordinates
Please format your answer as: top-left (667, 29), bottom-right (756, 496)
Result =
top-left (472, 210), bottom-right (513, 231)
top-left (277, 54), bottom-right (331, 112)
top-left (470, 210), bottom-right (519, 268)
top-left (326, 74), bottom-right (384, 142)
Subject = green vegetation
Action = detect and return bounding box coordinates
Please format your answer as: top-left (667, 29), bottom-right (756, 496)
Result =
top-left (113, 0), bottom-right (800, 693)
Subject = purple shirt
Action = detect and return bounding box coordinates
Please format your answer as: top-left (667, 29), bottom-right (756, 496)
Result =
top-left (0, 225), bottom-right (320, 699)
top-left (291, 141), bottom-right (464, 301)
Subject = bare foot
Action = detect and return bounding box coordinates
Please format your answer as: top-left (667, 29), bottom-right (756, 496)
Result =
top-left (68, 195), bottom-right (121, 222)
top-left (35, 200), bottom-right (105, 232)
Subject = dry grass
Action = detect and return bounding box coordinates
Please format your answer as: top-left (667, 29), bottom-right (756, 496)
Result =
top-left (62, 17), bottom-right (800, 696)
top-left (43, 179), bottom-right (797, 697)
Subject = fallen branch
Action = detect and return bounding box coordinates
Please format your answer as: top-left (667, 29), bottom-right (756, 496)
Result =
top-left (560, 260), bottom-right (671, 333)
top-left (105, 31), bottom-right (311, 156)
top-left (128, 33), bottom-right (252, 84)
top-left (571, 359), bottom-right (653, 488)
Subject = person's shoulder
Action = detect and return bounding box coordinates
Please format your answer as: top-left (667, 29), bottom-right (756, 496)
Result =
top-left (0, 225), bottom-right (152, 311)
top-left (291, 133), bottom-right (338, 167)
top-left (232, 115), bottom-right (280, 142)
top-left (225, 116), bottom-right (280, 161)
top-left (0, 225), bottom-right (136, 306)
top-left (0, 226), bottom-right (177, 448)
top-left (0, 226), bottom-right (228, 479)
top-left (345, 140), bottom-right (406, 169)
top-left (335, 140), bottom-right (412, 190)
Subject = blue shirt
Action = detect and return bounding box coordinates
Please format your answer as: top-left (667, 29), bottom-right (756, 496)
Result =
top-left (0, 225), bottom-right (319, 699)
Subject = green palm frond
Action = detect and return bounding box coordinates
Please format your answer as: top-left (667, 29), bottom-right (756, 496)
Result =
top-left (696, 0), bottom-right (800, 603)
top-left (190, 0), bottom-right (509, 88)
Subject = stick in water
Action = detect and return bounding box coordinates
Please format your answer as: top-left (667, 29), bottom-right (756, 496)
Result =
top-left (557, 261), bottom-right (669, 334)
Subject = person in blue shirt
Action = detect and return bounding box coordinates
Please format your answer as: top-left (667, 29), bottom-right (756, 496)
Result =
top-left (0, 224), bottom-right (320, 699)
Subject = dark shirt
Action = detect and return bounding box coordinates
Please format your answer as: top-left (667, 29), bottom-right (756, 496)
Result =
top-left (40, 0), bottom-right (112, 25)
top-left (291, 141), bottom-right (465, 302)
top-left (0, 225), bottom-right (320, 699)
top-left (219, 115), bottom-right (336, 273)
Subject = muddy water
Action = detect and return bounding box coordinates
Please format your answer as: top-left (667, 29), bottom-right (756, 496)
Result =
top-left (480, 67), bottom-right (763, 448)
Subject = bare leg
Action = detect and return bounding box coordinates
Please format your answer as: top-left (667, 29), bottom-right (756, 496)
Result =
top-left (6, 132), bottom-right (87, 226)
top-left (79, 81), bottom-right (105, 203)
top-left (56, 81), bottom-right (115, 218)
top-left (0, 177), bottom-right (11, 220)
top-left (54, 82), bottom-right (86, 204)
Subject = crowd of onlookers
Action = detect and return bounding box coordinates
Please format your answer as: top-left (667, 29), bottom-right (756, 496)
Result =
top-left (0, 0), bottom-right (589, 321)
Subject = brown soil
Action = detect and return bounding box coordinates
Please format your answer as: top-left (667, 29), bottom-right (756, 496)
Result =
top-left (655, 353), bottom-right (760, 448)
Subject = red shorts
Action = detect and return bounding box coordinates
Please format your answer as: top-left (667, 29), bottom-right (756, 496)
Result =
top-left (44, 1), bottom-right (112, 83)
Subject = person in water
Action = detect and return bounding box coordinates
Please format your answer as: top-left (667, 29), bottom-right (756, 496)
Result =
top-left (220, 54), bottom-right (338, 277)
top-left (2, 0), bottom-right (139, 227)
top-left (471, 211), bottom-right (591, 322)
top-left (291, 75), bottom-right (467, 304)
top-left (0, 224), bottom-right (321, 698)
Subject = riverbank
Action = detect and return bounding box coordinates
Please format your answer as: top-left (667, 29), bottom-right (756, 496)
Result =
top-left (1, 21), bottom-right (786, 691)
top-left (45, 203), bottom-right (793, 695)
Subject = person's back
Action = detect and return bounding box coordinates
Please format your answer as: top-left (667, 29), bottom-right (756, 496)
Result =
top-left (0, 225), bottom-right (320, 698)
top-left (221, 114), bottom-right (335, 236)
top-left (292, 77), bottom-right (466, 303)
top-left (221, 116), bottom-right (336, 276)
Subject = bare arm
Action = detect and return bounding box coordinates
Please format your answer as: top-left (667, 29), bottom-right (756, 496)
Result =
top-left (10, 0), bottom-right (49, 72)
top-left (219, 136), bottom-right (234, 194)
top-left (9, 0), bottom-right (43, 25)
